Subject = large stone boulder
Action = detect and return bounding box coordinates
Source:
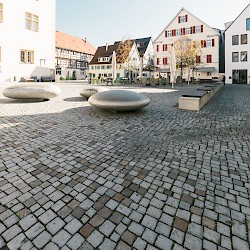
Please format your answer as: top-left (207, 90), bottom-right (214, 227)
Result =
top-left (3, 83), bottom-right (61, 101)
top-left (88, 90), bottom-right (150, 111)
top-left (80, 86), bottom-right (109, 98)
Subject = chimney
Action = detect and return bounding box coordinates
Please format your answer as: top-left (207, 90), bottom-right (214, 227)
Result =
top-left (106, 43), bottom-right (108, 51)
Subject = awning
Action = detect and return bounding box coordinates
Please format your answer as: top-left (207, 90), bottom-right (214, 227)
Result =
top-left (159, 68), bottom-right (170, 73)
top-left (194, 67), bottom-right (216, 72)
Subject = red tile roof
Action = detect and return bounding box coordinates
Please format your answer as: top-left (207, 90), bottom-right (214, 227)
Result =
top-left (56, 31), bottom-right (96, 55)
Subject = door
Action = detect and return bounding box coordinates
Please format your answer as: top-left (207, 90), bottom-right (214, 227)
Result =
top-left (232, 70), bottom-right (247, 84)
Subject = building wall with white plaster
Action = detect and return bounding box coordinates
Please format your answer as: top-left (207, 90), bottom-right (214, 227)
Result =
top-left (0, 0), bottom-right (55, 82)
top-left (225, 4), bottom-right (250, 84)
top-left (154, 8), bottom-right (222, 82)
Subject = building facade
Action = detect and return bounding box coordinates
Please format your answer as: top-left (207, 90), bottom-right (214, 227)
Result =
top-left (89, 41), bottom-right (140, 82)
top-left (225, 4), bottom-right (250, 84)
top-left (154, 8), bottom-right (224, 82)
top-left (55, 31), bottom-right (96, 81)
top-left (0, 0), bottom-right (55, 82)
top-left (89, 37), bottom-right (154, 82)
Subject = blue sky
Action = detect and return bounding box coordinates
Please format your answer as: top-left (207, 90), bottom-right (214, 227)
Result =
top-left (56, 0), bottom-right (250, 48)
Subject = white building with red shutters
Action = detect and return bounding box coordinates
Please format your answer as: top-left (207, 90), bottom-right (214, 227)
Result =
top-left (154, 8), bottom-right (225, 82)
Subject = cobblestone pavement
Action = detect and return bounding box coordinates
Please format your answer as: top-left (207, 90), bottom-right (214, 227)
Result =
top-left (0, 82), bottom-right (250, 250)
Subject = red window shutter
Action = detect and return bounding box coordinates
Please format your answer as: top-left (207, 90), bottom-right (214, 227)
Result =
top-left (185, 15), bottom-right (188, 22)
top-left (193, 26), bottom-right (196, 34)
top-left (204, 40), bottom-right (207, 48)
top-left (190, 27), bottom-right (193, 34)
top-left (165, 31), bottom-right (168, 37)
top-left (166, 44), bottom-right (168, 51)
top-left (172, 30), bottom-right (174, 36)
top-left (183, 28), bottom-right (186, 35)
top-left (156, 45), bottom-right (159, 52)
top-left (201, 25), bottom-right (203, 33)
top-left (201, 40), bottom-right (204, 47)
top-left (178, 16), bottom-right (180, 23)
top-left (212, 39), bottom-right (215, 47)
top-left (174, 29), bottom-right (176, 36)
top-left (207, 55), bottom-right (212, 63)
top-left (157, 58), bottom-right (159, 65)
top-left (162, 45), bottom-right (164, 51)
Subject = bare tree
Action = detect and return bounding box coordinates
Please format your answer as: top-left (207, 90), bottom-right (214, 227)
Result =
top-left (116, 38), bottom-right (139, 83)
top-left (174, 36), bottom-right (201, 83)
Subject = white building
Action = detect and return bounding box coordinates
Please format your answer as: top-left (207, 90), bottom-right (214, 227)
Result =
top-left (225, 4), bottom-right (250, 84)
top-left (0, 0), bottom-right (55, 82)
top-left (89, 38), bottom-right (153, 83)
top-left (154, 8), bottom-right (224, 83)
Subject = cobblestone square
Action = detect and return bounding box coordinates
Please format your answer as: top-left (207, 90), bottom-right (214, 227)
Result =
top-left (0, 82), bottom-right (249, 249)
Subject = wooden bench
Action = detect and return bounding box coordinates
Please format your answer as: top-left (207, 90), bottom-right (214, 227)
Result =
top-left (179, 83), bottom-right (223, 111)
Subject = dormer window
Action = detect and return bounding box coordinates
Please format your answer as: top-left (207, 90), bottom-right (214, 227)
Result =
top-left (98, 57), bottom-right (109, 62)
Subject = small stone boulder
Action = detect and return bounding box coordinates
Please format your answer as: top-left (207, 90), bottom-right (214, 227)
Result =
top-left (80, 86), bottom-right (109, 98)
top-left (88, 90), bottom-right (150, 111)
top-left (3, 83), bottom-right (61, 101)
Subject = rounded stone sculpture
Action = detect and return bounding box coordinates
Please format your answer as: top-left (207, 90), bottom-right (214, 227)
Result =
top-left (3, 83), bottom-right (62, 101)
top-left (88, 90), bottom-right (150, 111)
top-left (80, 86), bottom-right (109, 98)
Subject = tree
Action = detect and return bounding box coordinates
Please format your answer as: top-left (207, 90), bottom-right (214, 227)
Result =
top-left (116, 38), bottom-right (139, 82)
top-left (174, 36), bottom-right (201, 83)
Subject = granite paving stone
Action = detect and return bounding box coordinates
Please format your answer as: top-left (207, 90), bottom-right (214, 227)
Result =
top-left (0, 83), bottom-right (250, 249)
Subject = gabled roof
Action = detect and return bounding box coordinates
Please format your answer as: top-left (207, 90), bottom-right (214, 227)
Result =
top-left (134, 37), bottom-right (152, 57)
top-left (56, 31), bottom-right (96, 55)
top-left (225, 3), bottom-right (250, 31)
top-left (154, 7), bottom-right (220, 42)
top-left (114, 37), bottom-right (152, 57)
top-left (89, 44), bottom-right (119, 65)
top-left (90, 37), bottom-right (151, 65)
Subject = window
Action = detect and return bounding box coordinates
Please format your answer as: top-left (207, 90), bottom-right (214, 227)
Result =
top-left (246, 18), bottom-right (250, 30)
top-left (40, 59), bottom-right (45, 66)
top-left (167, 30), bottom-right (172, 37)
top-left (196, 55), bottom-right (201, 63)
top-left (205, 39), bottom-right (215, 48)
top-left (107, 65), bottom-right (111, 69)
top-left (207, 55), bottom-right (212, 63)
top-left (25, 12), bottom-right (39, 31)
top-left (101, 65), bottom-right (105, 69)
top-left (195, 26), bottom-right (201, 33)
top-left (178, 15), bottom-right (188, 23)
top-left (186, 27), bottom-right (190, 34)
top-left (232, 35), bottom-right (239, 45)
top-left (163, 44), bottom-right (168, 51)
top-left (163, 58), bottom-right (168, 65)
top-left (0, 3), bottom-right (3, 23)
top-left (20, 50), bottom-right (34, 63)
top-left (241, 51), bottom-right (247, 61)
top-left (55, 67), bottom-right (61, 75)
top-left (232, 52), bottom-right (239, 62)
top-left (176, 29), bottom-right (181, 36)
top-left (206, 40), bottom-right (212, 47)
top-left (241, 34), bottom-right (247, 44)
